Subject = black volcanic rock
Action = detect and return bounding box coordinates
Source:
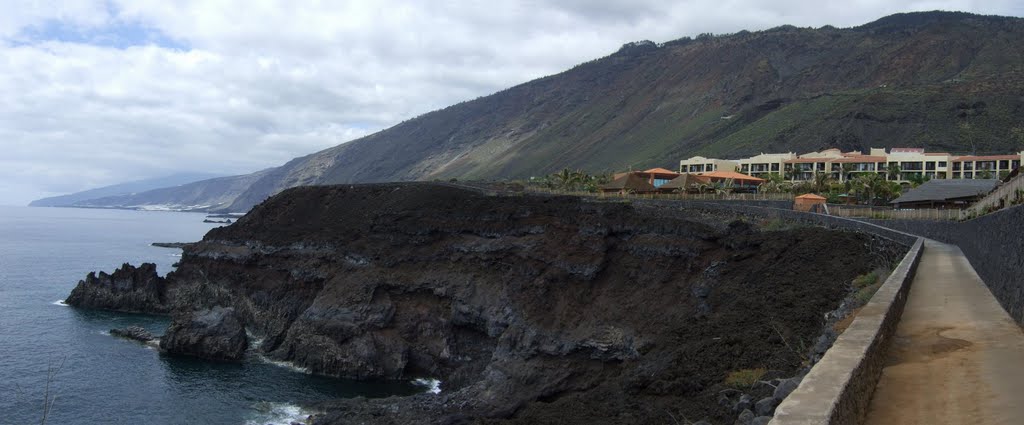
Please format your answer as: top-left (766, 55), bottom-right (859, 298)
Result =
top-left (66, 183), bottom-right (905, 423)
top-left (159, 306), bottom-right (248, 361)
top-left (110, 326), bottom-right (155, 342)
top-left (65, 263), bottom-right (169, 313)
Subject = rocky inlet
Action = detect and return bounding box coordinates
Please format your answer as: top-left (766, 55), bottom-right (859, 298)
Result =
top-left (65, 183), bottom-right (904, 424)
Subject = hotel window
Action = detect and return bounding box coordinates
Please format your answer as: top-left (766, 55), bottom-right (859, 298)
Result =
top-left (953, 162), bottom-right (961, 171)
top-left (953, 172), bottom-right (961, 179)
top-left (964, 172), bottom-right (974, 179)
top-left (1014, 160), bottom-right (1021, 169)
top-left (771, 163), bottom-right (779, 172)
top-left (706, 164), bottom-right (715, 171)
top-left (964, 162), bottom-right (974, 171)
top-left (999, 160), bottom-right (1010, 169)
top-left (938, 161), bottom-right (947, 168)
top-left (817, 162), bottom-right (826, 171)
top-left (925, 162), bottom-right (936, 171)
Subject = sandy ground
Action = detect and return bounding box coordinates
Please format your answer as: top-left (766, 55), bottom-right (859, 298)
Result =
top-left (864, 240), bottom-right (1024, 425)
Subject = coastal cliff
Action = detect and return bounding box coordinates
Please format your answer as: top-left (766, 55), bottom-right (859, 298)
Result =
top-left (66, 183), bottom-right (903, 424)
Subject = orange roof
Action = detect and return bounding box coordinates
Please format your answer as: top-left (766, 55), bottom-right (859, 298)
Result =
top-left (925, 153), bottom-right (951, 156)
top-left (784, 158), bottom-right (829, 163)
top-left (643, 167), bottom-right (680, 175)
top-left (953, 155), bottom-right (1021, 161)
top-left (699, 171), bottom-right (765, 182)
top-left (795, 194), bottom-right (827, 200)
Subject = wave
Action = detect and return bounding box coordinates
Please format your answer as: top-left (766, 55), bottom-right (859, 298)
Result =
top-left (52, 299), bottom-right (69, 306)
top-left (256, 354), bottom-right (311, 374)
top-left (413, 378), bottom-right (442, 394)
top-left (246, 401), bottom-right (314, 425)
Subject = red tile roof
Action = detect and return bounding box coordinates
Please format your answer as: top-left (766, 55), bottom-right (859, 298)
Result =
top-left (953, 155), bottom-right (1021, 161)
top-left (795, 194), bottom-right (827, 200)
top-left (642, 167), bottom-right (681, 175)
top-left (699, 171), bottom-right (765, 183)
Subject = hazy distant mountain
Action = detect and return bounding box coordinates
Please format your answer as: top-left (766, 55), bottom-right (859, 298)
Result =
top-left (66, 170), bottom-right (275, 211)
top-left (29, 172), bottom-right (224, 207)
top-left (53, 12), bottom-right (1024, 212)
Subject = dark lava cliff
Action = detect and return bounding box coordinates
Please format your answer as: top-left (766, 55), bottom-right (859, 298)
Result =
top-left (67, 183), bottom-right (903, 424)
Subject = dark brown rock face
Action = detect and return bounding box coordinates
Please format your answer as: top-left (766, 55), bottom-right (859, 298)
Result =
top-left (159, 307), bottom-right (248, 361)
top-left (67, 183), bottom-right (904, 424)
top-left (65, 263), bottom-right (169, 313)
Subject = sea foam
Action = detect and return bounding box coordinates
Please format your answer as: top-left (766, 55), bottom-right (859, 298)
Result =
top-left (414, 378), bottom-right (443, 394)
top-left (246, 401), bottom-right (314, 425)
top-left (52, 300), bottom-right (69, 306)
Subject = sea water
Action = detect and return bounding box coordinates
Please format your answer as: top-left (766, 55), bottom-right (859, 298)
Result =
top-left (0, 206), bottom-right (423, 424)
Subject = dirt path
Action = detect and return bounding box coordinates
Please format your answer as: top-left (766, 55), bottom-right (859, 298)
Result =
top-left (864, 240), bottom-right (1024, 425)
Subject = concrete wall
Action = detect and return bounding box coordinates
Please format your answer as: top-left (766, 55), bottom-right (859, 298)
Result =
top-left (770, 238), bottom-right (923, 425)
top-left (636, 200), bottom-right (919, 246)
top-left (867, 204), bottom-right (1024, 324)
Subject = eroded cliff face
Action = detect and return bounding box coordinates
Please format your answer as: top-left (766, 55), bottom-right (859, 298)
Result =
top-left (66, 183), bottom-right (903, 424)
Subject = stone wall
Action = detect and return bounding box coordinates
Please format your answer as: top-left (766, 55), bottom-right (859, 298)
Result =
top-left (867, 204), bottom-right (1024, 324)
top-left (634, 200), bottom-right (919, 246)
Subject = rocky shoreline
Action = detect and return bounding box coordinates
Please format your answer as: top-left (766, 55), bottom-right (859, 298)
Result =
top-left (65, 183), bottom-right (904, 424)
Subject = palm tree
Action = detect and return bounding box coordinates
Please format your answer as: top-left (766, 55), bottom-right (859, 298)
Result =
top-left (886, 163), bottom-right (902, 182)
top-left (813, 172), bottom-right (832, 193)
top-left (851, 173), bottom-right (886, 205)
top-left (840, 164), bottom-right (855, 183)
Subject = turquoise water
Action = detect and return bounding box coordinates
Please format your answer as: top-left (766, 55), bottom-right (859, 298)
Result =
top-left (0, 206), bottom-right (421, 424)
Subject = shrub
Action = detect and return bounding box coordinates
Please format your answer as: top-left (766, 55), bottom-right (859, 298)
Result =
top-left (852, 271), bottom-right (879, 289)
top-left (724, 368), bottom-right (767, 389)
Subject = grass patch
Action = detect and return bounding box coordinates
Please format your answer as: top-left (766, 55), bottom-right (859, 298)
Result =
top-left (851, 268), bottom-right (889, 306)
top-left (723, 368), bottom-right (767, 389)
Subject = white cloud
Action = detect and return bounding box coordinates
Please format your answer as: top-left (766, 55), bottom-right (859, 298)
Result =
top-left (0, 0), bottom-right (1021, 205)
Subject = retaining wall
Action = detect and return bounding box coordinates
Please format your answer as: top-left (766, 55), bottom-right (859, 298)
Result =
top-left (866, 204), bottom-right (1024, 324)
top-left (769, 238), bottom-right (924, 425)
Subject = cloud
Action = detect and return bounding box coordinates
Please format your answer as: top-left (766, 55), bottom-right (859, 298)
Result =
top-left (0, 0), bottom-right (1021, 205)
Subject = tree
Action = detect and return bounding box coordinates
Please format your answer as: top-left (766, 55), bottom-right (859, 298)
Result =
top-left (886, 163), bottom-right (902, 181)
top-left (813, 172), bottom-right (832, 193)
top-left (907, 173), bottom-right (930, 188)
top-left (851, 173), bottom-right (888, 205)
top-left (840, 164), bottom-right (855, 183)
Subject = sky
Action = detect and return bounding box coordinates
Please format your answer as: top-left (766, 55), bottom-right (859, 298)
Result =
top-left (2, 1), bottom-right (1022, 205)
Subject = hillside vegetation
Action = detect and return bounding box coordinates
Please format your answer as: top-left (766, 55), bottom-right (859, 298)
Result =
top-left (41, 12), bottom-right (1024, 211)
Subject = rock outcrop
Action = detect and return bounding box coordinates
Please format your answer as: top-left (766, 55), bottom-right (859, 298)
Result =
top-left (65, 263), bottom-right (169, 313)
top-left (109, 326), bottom-right (156, 342)
top-left (159, 307), bottom-right (248, 361)
top-left (68, 183), bottom-right (904, 424)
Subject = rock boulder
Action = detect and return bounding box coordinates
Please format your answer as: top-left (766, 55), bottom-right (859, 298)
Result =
top-left (159, 306), bottom-right (248, 361)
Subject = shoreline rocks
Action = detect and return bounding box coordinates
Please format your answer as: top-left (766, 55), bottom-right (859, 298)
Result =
top-left (159, 307), bottom-right (248, 361)
top-left (64, 263), bottom-right (170, 313)
top-left (110, 326), bottom-right (156, 342)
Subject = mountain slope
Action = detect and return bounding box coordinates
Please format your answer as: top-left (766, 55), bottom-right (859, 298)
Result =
top-left (70, 170), bottom-right (273, 211)
top-left (29, 172), bottom-right (223, 207)
top-left (58, 12), bottom-right (1024, 212)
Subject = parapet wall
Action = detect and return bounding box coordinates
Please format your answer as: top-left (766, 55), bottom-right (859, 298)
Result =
top-left (637, 200), bottom-right (919, 246)
top-left (866, 204), bottom-right (1024, 324)
top-left (769, 238), bottom-right (923, 425)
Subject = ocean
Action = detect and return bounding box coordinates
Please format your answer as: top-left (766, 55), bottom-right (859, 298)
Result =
top-left (0, 206), bottom-right (422, 424)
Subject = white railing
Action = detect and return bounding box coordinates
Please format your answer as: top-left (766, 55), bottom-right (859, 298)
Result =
top-left (829, 205), bottom-right (963, 221)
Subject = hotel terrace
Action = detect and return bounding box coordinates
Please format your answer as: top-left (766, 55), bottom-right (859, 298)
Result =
top-left (679, 148), bottom-right (1024, 184)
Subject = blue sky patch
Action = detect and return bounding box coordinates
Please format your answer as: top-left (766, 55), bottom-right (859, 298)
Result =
top-left (14, 18), bottom-right (189, 50)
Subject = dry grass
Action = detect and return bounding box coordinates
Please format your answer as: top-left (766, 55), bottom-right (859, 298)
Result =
top-left (723, 368), bottom-right (767, 389)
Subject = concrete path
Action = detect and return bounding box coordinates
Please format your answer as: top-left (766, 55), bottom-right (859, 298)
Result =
top-left (864, 239), bottom-right (1024, 425)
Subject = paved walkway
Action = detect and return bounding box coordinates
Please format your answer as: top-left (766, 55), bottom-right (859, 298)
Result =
top-left (864, 239), bottom-right (1024, 425)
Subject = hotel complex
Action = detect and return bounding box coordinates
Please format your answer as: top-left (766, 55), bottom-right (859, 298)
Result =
top-left (679, 148), bottom-right (1024, 184)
